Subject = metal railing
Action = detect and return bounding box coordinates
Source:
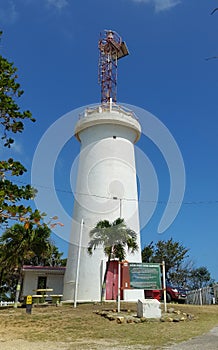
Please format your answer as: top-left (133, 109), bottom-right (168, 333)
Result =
top-left (78, 102), bottom-right (138, 121)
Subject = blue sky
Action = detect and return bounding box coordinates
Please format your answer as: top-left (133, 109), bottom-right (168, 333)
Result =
top-left (1, 0), bottom-right (218, 281)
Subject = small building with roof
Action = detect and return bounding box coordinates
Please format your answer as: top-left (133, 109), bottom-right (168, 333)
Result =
top-left (21, 265), bottom-right (66, 301)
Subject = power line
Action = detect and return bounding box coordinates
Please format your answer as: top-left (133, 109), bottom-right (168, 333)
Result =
top-left (11, 179), bottom-right (218, 206)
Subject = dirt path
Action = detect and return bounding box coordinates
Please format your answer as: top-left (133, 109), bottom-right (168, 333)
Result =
top-left (0, 340), bottom-right (151, 350)
top-left (1, 326), bottom-right (218, 349)
top-left (0, 327), bottom-right (218, 350)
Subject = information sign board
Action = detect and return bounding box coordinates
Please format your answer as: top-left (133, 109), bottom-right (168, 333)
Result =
top-left (129, 263), bottom-right (161, 290)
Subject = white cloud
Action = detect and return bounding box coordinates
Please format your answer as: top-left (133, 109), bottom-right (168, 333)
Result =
top-left (132, 0), bottom-right (181, 12)
top-left (16, 0), bottom-right (69, 11)
top-left (46, 0), bottom-right (68, 10)
top-left (11, 141), bottom-right (23, 155)
top-left (0, 0), bottom-right (69, 28)
top-left (0, 141), bottom-right (23, 158)
top-left (0, 1), bottom-right (19, 24)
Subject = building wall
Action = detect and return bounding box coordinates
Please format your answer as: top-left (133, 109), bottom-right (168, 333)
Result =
top-left (21, 270), bottom-right (65, 299)
top-left (64, 109), bottom-right (143, 302)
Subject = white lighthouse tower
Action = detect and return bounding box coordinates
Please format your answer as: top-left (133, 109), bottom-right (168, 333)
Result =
top-left (63, 30), bottom-right (144, 302)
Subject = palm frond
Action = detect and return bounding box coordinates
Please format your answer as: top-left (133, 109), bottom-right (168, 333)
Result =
top-left (88, 218), bottom-right (138, 261)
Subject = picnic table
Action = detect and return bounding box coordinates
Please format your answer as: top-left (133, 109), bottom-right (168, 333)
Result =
top-left (50, 294), bottom-right (63, 304)
top-left (32, 288), bottom-right (53, 303)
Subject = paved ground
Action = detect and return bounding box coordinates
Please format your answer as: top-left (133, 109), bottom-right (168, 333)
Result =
top-left (164, 326), bottom-right (218, 350)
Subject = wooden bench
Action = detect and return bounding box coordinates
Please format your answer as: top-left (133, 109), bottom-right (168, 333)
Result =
top-left (50, 295), bottom-right (63, 304)
top-left (32, 295), bottom-right (48, 304)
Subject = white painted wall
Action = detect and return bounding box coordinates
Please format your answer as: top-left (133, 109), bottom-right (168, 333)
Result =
top-left (22, 270), bottom-right (65, 298)
top-left (22, 271), bottom-right (37, 296)
top-left (63, 107), bottom-right (143, 302)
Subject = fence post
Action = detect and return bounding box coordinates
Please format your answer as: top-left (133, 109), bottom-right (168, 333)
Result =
top-left (199, 288), bottom-right (202, 306)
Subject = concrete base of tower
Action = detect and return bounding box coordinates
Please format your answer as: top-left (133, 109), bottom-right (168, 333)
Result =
top-left (123, 289), bottom-right (144, 301)
top-left (63, 291), bottom-right (145, 303)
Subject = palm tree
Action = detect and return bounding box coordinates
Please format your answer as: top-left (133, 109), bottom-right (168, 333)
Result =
top-left (87, 218), bottom-right (138, 301)
top-left (0, 223), bottom-right (52, 306)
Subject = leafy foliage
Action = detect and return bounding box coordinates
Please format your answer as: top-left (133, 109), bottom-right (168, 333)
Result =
top-left (28, 243), bottom-right (66, 267)
top-left (141, 241), bottom-right (154, 263)
top-left (88, 218), bottom-right (138, 262)
top-left (142, 239), bottom-right (213, 289)
top-left (142, 238), bottom-right (189, 280)
top-left (0, 32), bottom-right (65, 302)
top-left (0, 31), bottom-right (38, 225)
top-left (188, 266), bottom-right (213, 289)
top-left (168, 260), bottom-right (194, 287)
top-left (0, 222), bottom-right (65, 300)
top-left (0, 223), bottom-right (51, 267)
top-left (88, 218), bottom-right (138, 300)
top-left (0, 32), bottom-right (35, 147)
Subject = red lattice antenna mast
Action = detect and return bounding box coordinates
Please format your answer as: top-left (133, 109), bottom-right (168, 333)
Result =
top-left (98, 30), bottom-right (129, 104)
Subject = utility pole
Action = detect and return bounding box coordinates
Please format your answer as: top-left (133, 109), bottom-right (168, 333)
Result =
top-left (74, 218), bottom-right (84, 308)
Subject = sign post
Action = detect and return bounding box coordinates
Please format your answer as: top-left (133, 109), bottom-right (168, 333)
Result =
top-left (26, 295), bottom-right (32, 314)
top-left (162, 260), bottom-right (167, 312)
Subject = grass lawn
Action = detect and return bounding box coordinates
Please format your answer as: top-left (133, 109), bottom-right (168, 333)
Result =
top-left (0, 302), bottom-right (218, 348)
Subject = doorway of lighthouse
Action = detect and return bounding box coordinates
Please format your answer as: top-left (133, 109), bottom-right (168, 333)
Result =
top-left (106, 260), bottom-right (119, 300)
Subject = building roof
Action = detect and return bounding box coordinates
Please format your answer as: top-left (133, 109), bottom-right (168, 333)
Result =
top-left (22, 265), bottom-right (66, 272)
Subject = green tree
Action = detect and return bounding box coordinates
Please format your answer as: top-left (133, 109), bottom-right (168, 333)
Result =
top-left (0, 222), bottom-right (54, 305)
top-left (141, 240), bottom-right (214, 290)
top-left (88, 218), bottom-right (138, 301)
top-left (0, 31), bottom-right (40, 225)
top-left (0, 224), bottom-right (65, 303)
top-left (0, 32), bottom-right (65, 303)
top-left (28, 243), bottom-right (66, 267)
top-left (141, 241), bottom-right (154, 263)
top-left (188, 266), bottom-right (213, 289)
top-left (168, 259), bottom-right (195, 287)
top-left (142, 238), bottom-right (189, 281)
